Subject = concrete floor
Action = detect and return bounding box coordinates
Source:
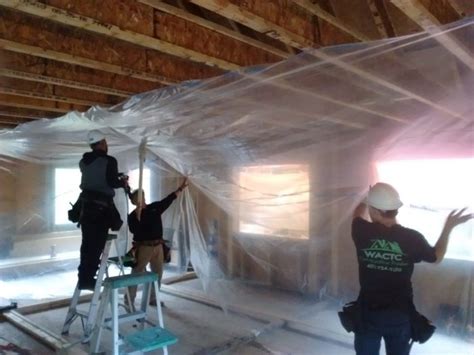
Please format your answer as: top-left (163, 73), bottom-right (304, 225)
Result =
top-left (1, 274), bottom-right (474, 354)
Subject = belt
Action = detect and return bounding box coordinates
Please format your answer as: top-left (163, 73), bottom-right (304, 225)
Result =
top-left (134, 240), bottom-right (162, 247)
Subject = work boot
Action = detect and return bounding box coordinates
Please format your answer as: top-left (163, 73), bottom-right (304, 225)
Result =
top-left (78, 278), bottom-right (96, 291)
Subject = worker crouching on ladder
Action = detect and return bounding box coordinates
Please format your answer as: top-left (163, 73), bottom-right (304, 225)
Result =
top-left (71, 130), bottom-right (129, 291)
top-left (126, 178), bottom-right (188, 309)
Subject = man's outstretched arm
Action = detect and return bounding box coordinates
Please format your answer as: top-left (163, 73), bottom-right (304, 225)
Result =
top-left (434, 208), bottom-right (473, 263)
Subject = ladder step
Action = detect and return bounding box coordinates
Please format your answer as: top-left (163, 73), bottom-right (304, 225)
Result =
top-left (104, 272), bottom-right (158, 289)
top-left (122, 326), bottom-right (178, 353)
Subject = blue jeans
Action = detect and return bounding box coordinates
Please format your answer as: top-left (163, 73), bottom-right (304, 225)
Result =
top-left (354, 309), bottom-right (411, 355)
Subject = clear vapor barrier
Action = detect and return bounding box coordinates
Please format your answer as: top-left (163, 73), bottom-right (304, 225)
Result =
top-left (0, 17), bottom-right (473, 353)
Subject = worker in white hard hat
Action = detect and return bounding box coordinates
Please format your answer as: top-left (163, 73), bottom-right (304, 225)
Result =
top-left (347, 182), bottom-right (472, 355)
top-left (73, 130), bottom-right (129, 290)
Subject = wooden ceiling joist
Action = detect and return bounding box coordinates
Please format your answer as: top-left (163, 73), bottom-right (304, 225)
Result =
top-left (139, 0), bottom-right (290, 59)
top-left (0, 0), bottom-right (241, 71)
top-left (290, 0), bottom-right (374, 41)
top-left (0, 39), bottom-right (173, 84)
top-left (391, 0), bottom-right (474, 71)
top-left (0, 115), bottom-right (31, 125)
top-left (188, 0), bottom-right (315, 49)
top-left (0, 87), bottom-right (105, 107)
top-left (0, 93), bottom-right (87, 113)
top-left (0, 68), bottom-right (131, 98)
top-left (0, 111), bottom-right (48, 120)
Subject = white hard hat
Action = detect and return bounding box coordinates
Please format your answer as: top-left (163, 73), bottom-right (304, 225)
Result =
top-left (87, 130), bottom-right (105, 145)
top-left (367, 182), bottom-right (403, 211)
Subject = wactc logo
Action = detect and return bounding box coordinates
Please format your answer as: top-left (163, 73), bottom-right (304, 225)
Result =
top-left (362, 239), bottom-right (405, 262)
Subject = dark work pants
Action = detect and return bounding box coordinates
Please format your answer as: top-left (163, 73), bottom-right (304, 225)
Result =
top-left (354, 309), bottom-right (411, 355)
top-left (78, 220), bottom-right (109, 283)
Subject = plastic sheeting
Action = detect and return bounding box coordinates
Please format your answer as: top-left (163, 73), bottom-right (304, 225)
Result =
top-left (0, 17), bottom-right (473, 352)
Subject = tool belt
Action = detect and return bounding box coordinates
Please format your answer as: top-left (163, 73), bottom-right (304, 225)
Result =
top-left (134, 239), bottom-right (163, 247)
top-left (68, 191), bottom-right (122, 230)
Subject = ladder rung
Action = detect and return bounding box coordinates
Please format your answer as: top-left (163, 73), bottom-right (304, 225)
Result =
top-left (122, 326), bottom-right (178, 353)
top-left (103, 272), bottom-right (158, 289)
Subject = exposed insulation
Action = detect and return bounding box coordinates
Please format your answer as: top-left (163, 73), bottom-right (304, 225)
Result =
top-left (43, 0), bottom-right (155, 36)
top-left (154, 11), bottom-right (281, 66)
top-left (230, 0), bottom-right (318, 43)
top-left (419, 0), bottom-right (461, 24)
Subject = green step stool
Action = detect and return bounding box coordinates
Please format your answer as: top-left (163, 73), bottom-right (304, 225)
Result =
top-left (90, 271), bottom-right (178, 355)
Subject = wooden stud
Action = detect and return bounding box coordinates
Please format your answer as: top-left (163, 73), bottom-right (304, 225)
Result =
top-left (366, 0), bottom-right (389, 37)
top-left (0, 93), bottom-right (85, 113)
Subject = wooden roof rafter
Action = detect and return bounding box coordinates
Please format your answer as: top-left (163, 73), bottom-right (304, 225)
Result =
top-left (0, 39), bottom-right (174, 84)
top-left (0, 68), bottom-right (131, 98)
top-left (0, 0), bottom-right (241, 71)
top-left (188, 0), bottom-right (316, 49)
top-left (391, 0), bottom-right (474, 71)
top-left (0, 87), bottom-right (110, 108)
top-left (290, 0), bottom-right (374, 41)
top-left (138, 0), bottom-right (290, 59)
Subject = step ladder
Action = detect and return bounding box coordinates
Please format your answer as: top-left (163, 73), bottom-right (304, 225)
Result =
top-left (90, 271), bottom-right (178, 355)
top-left (62, 233), bottom-right (129, 338)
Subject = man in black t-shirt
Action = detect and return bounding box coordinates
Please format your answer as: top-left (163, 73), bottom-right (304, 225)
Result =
top-left (351, 182), bottom-right (472, 355)
top-left (126, 178), bottom-right (188, 308)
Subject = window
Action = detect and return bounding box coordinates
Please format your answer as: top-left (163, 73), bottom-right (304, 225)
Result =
top-left (54, 168), bottom-right (81, 225)
top-left (376, 158), bottom-right (474, 261)
top-left (54, 168), bottom-right (151, 225)
top-left (239, 164), bottom-right (309, 239)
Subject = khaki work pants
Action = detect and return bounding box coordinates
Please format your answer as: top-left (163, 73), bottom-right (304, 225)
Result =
top-left (128, 244), bottom-right (164, 303)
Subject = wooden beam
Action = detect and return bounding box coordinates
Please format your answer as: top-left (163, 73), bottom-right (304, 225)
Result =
top-left (0, 68), bottom-right (131, 98)
top-left (291, 0), bottom-right (373, 41)
top-left (0, 116), bottom-right (23, 125)
top-left (446, 0), bottom-right (474, 17)
top-left (0, 87), bottom-right (103, 107)
top-left (391, 0), bottom-right (474, 71)
top-left (189, 0), bottom-right (315, 49)
top-left (0, 39), bottom-right (173, 84)
top-left (0, 110), bottom-right (58, 120)
top-left (0, 93), bottom-right (83, 113)
top-left (366, 0), bottom-right (389, 37)
top-left (139, 0), bottom-right (289, 58)
top-left (0, 0), bottom-right (240, 71)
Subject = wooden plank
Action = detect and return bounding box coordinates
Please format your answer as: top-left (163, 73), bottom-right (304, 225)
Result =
top-left (391, 0), bottom-right (474, 71)
top-left (447, 0), bottom-right (474, 17)
top-left (291, 0), bottom-right (373, 41)
top-left (189, 0), bottom-right (315, 49)
top-left (0, 116), bottom-right (23, 125)
top-left (0, 39), bottom-right (173, 84)
top-left (0, 68), bottom-right (131, 97)
top-left (3, 310), bottom-right (70, 351)
top-left (139, 0), bottom-right (289, 58)
top-left (0, 110), bottom-right (57, 119)
top-left (0, 87), bottom-right (103, 107)
top-left (0, 94), bottom-right (76, 113)
top-left (1, 0), bottom-right (240, 71)
top-left (366, 0), bottom-right (389, 37)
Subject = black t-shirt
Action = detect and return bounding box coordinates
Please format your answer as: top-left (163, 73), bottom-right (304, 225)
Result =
top-left (352, 217), bottom-right (436, 306)
top-left (128, 193), bottom-right (177, 242)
